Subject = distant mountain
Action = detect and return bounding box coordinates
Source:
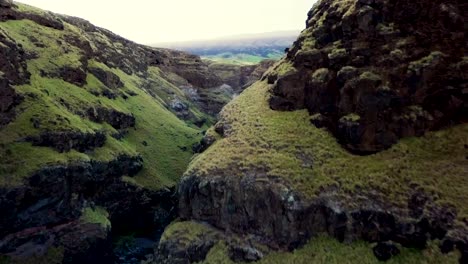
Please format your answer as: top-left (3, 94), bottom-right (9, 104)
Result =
top-left (153, 30), bottom-right (300, 64)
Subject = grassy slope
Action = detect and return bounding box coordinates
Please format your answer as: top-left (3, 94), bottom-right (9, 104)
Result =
top-left (161, 221), bottom-right (459, 264)
top-left (188, 80), bottom-right (468, 219)
top-left (0, 5), bottom-right (204, 190)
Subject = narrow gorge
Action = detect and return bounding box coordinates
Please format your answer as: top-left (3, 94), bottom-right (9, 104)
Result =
top-left (0, 0), bottom-right (466, 263)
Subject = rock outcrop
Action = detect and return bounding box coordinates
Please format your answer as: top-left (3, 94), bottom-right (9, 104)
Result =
top-left (25, 131), bottom-right (106, 152)
top-left (179, 172), bottom-right (464, 252)
top-left (0, 154), bottom-right (142, 262)
top-left (89, 67), bottom-right (124, 89)
top-left (0, 76), bottom-right (22, 128)
top-left (86, 107), bottom-right (135, 130)
top-left (267, 0), bottom-right (467, 153)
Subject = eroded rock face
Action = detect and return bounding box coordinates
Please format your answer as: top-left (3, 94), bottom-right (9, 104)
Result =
top-left (178, 172), bottom-right (467, 260)
top-left (0, 0), bottom-right (14, 8)
top-left (0, 32), bottom-right (30, 85)
top-left (267, 0), bottom-right (467, 153)
top-left (86, 107), bottom-right (135, 129)
top-left (89, 67), bottom-right (124, 89)
top-left (0, 5), bottom-right (64, 30)
top-left (373, 242), bottom-right (400, 261)
top-left (155, 226), bottom-right (221, 264)
top-left (0, 155), bottom-right (143, 236)
top-left (39, 66), bottom-right (88, 87)
top-left (0, 221), bottom-right (112, 264)
top-left (25, 131), bottom-right (106, 153)
top-left (0, 77), bottom-right (23, 127)
top-left (0, 154), bottom-right (144, 263)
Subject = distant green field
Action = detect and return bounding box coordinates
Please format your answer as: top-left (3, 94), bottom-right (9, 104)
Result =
top-left (202, 52), bottom-right (283, 65)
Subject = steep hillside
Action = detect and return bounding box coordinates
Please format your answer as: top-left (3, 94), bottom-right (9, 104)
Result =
top-left (157, 0), bottom-right (467, 263)
top-left (0, 1), bottom-right (226, 263)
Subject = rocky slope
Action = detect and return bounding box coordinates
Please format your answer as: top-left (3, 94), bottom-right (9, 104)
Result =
top-left (157, 0), bottom-right (467, 263)
top-left (0, 1), bottom-right (236, 263)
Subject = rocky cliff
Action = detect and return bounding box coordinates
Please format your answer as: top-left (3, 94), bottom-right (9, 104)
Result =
top-left (0, 1), bottom-right (230, 263)
top-left (158, 0), bottom-right (468, 263)
top-left (268, 0), bottom-right (467, 154)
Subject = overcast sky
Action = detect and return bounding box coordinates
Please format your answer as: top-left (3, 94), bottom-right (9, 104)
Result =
top-left (15, 0), bottom-right (314, 44)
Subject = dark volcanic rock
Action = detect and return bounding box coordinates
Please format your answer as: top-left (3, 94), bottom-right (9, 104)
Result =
top-left (0, 77), bottom-right (23, 127)
top-left (59, 66), bottom-right (87, 87)
top-left (0, 0), bottom-right (14, 8)
top-left (0, 154), bottom-right (143, 236)
top-left (0, 221), bottom-right (112, 264)
top-left (192, 132), bottom-right (217, 153)
top-left (228, 244), bottom-right (264, 263)
top-left (0, 5), bottom-right (64, 30)
top-left (26, 131), bottom-right (106, 152)
top-left (178, 173), bottom-right (464, 253)
top-left (156, 236), bottom-right (217, 264)
top-left (373, 241), bottom-right (400, 261)
top-left (0, 32), bottom-right (31, 85)
top-left (89, 67), bottom-right (124, 89)
top-left (154, 223), bottom-right (222, 264)
top-left (86, 107), bottom-right (135, 129)
top-left (267, 0), bottom-right (468, 153)
top-left (39, 66), bottom-right (88, 87)
top-left (98, 185), bottom-right (177, 242)
top-left (0, 154), bottom-right (143, 263)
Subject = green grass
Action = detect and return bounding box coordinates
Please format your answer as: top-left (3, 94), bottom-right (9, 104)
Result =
top-left (187, 81), bottom-right (468, 220)
top-left (80, 206), bottom-right (111, 229)
top-left (201, 235), bottom-right (459, 264)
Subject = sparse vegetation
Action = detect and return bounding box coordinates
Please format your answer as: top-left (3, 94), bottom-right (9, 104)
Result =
top-left (80, 206), bottom-right (112, 229)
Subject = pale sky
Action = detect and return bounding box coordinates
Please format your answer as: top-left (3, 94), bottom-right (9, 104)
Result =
top-left (15, 0), bottom-right (314, 44)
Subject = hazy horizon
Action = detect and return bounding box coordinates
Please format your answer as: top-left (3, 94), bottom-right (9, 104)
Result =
top-left (15, 0), bottom-right (315, 44)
